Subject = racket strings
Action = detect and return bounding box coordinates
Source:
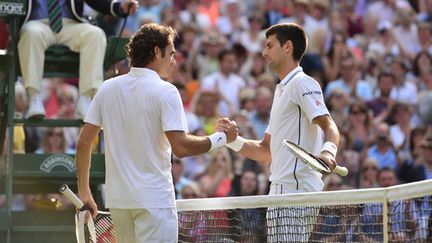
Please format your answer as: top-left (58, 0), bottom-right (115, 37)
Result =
top-left (90, 213), bottom-right (116, 243)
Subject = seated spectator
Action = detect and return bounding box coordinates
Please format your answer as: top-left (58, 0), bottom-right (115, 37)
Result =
top-left (322, 30), bottom-right (352, 83)
top-left (200, 49), bottom-right (247, 116)
top-left (413, 22), bottom-right (432, 56)
top-left (191, 31), bottom-right (227, 80)
top-left (35, 127), bottom-right (75, 154)
top-left (359, 157), bottom-right (379, 189)
top-left (389, 102), bottom-right (414, 151)
top-left (216, 0), bottom-right (248, 38)
top-left (389, 57), bottom-right (418, 106)
top-left (248, 87), bottom-right (273, 139)
top-left (18, 0), bottom-right (137, 119)
top-left (344, 102), bottom-right (373, 153)
top-left (400, 134), bottom-right (432, 182)
top-left (198, 147), bottom-right (233, 198)
top-left (229, 169), bottom-right (259, 197)
top-left (325, 56), bottom-right (373, 102)
top-left (323, 174), bottom-right (345, 191)
top-left (366, 71), bottom-right (395, 125)
top-left (232, 11), bottom-right (266, 55)
top-left (189, 90), bottom-right (220, 135)
top-left (238, 88), bottom-right (256, 112)
top-left (367, 123), bottom-right (398, 170)
top-left (367, 20), bottom-right (405, 61)
top-left (326, 88), bottom-right (349, 130)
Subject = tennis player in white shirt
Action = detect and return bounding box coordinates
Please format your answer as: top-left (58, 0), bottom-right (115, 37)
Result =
top-left (75, 23), bottom-right (237, 243)
top-left (220, 23), bottom-right (340, 242)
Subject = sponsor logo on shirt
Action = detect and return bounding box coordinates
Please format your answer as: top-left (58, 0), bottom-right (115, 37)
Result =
top-left (302, 91), bottom-right (322, 97)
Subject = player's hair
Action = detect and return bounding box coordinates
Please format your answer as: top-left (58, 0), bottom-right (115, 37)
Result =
top-left (265, 23), bottom-right (307, 61)
top-left (126, 23), bottom-right (177, 67)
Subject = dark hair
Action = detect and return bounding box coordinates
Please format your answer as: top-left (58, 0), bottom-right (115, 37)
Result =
top-left (265, 23), bottom-right (307, 61)
top-left (377, 166), bottom-right (396, 179)
top-left (377, 71), bottom-right (396, 83)
top-left (217, 49), bottom-right (236, 62)
top-left (413, 51), bottom-right (432, 76)
top-left (126, 23), bottom-right (177, 67)
top-left (409, 126), bottom-right (427, 155)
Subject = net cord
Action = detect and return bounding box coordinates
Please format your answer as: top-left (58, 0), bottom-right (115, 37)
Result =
top-left (176, 179), bottom-right (432, 211)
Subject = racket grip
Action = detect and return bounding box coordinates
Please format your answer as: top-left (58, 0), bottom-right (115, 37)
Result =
top-left (59, 184), bottom-right (85, 209)
top-left (333, 166), bottom-right (349, 176)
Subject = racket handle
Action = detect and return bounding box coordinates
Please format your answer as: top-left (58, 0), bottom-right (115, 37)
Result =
top-left (59, 184), bottom-right (85, 209)
top-left (333, 166), bottom-right (349, 176)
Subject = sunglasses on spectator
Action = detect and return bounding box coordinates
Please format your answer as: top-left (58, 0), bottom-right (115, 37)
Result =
top-left (350, 110), bottom-right (365, 115)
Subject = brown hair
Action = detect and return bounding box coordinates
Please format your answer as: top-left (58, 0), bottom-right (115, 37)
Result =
top-left (126, 23), bottom-right (177, 67)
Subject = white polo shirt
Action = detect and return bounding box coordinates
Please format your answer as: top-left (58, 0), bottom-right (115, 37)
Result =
top-left (85, 68), bottom-right (188, 209)
top-left (266, 66), bottom-right (329, 192)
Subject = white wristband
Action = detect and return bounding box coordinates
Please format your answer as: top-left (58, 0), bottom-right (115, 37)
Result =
top-left (207, 132), bottom-right (227, 151)
top-left (226, 136), bottom-right (245, 152)
top-left (321, 141), bottom-right (337, 157)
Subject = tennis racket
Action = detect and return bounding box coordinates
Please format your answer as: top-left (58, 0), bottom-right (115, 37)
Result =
top-left (283, 140), bottom-right (348, 176)
top-left (59, 184), bottom-right (116, 243)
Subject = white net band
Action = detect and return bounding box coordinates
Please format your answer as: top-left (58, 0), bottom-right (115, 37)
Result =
top-left (73, 179), bottom-right (432, 242)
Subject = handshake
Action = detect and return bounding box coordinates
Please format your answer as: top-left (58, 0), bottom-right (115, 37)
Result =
top-left (209, 117), bottom-right (245, 152)
top-left (215, 117), bottom-right (239, 142)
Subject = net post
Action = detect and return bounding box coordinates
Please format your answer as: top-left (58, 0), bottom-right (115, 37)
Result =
top-left (382, 193), bottom-right (389, 243)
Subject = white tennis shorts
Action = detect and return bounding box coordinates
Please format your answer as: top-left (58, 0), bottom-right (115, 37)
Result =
top-left (110, 208), bottom-right (178, 243)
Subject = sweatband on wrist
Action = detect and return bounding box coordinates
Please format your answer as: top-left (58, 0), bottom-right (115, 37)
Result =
top-left (226, 136), bottom-right (245, 152)
top-left (207, 132), bottom-right (227, 151)
top-left (321, 141), bottom-right (337, 157)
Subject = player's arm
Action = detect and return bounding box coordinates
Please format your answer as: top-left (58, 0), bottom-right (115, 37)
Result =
top-left (165, 131), bottom-right (212, 157)
top-left (76, 123), bottom-right (100, 218)
top-left (313, 114), bottom-right (340, 170)
top-left (165, 122), bottom-right (237, 158)
top-left (235, 133), bottom-right (272, 164)
top-left (216, 118), bottom-right (271, 163)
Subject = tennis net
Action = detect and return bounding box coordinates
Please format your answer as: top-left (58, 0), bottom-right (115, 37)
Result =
top-left (72, 179), bottom-right (432, 242)
top-left (177, 179), bottom-right (432, 242)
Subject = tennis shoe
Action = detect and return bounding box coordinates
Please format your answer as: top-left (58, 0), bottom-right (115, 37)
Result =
top-left (27, 94), bottom-right (45, 119)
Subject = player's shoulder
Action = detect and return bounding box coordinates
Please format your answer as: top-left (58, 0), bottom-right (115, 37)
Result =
top-left (292, 72), bottom-right (320, 87)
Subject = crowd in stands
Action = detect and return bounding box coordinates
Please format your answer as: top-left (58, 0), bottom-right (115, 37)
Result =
top-left (1, 0), bottom-right (432, 212)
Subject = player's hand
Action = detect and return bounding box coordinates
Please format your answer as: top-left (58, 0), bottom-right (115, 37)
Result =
top-left (215, 117), bottom-right (238, 142)
top-left (318, 151), bottom-right (337, 172)
top-left (78, 190), bottom-right (98, 221)
top-left (120, 0), bottom-right (138, 15)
